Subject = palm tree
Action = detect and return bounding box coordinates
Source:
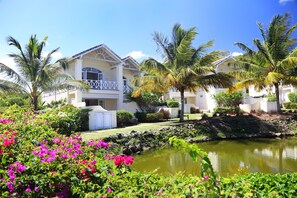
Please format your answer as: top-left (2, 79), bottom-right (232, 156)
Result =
top-left (133, 24), bottom-right (233, 121)
top-left (231, 13), bottom-right (297, 113)
top-left (0, 35), bottom-right (89, 111)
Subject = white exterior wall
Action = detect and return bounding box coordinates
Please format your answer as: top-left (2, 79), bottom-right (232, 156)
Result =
top-left (42, 91), bottom-right (68, 104)
top-left (121, 102), bottom-right (139, 113)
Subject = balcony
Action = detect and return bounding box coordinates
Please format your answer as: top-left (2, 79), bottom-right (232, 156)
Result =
top-left (84, 79), bottom-right (118, 91)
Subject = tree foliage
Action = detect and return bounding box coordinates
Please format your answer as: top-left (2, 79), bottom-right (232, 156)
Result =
top-left (230, 13), bottom-right (297, 113)
top-left (133, 24), bottom-right (233, 121)
top-left (0, 35), bottom-right (89, 110)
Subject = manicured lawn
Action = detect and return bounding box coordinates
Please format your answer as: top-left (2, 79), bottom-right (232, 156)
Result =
top-left (80, 113), bottom-right (213, 141)
top-left (80, 121), bottom-right (180, 141)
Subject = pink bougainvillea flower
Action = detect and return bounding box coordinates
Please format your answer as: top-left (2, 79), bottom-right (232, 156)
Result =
top-left (107, 187), bottom-right (112, 193)
top-left (114, 156), bottom-right (124, 166)
top-left (204, 175), bottom-right (209, 181)
top-left (157, 188), bottom-right (163, 196)
top-left (25, 187), bottom-right (31, 193)
top-left (123, 156), bottom-right (134, 165)
top-left (0, 150), bottom-right (4, 155)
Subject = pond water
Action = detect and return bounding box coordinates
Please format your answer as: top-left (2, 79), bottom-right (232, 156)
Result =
top-left (132, 137), bottom-right (297, 177)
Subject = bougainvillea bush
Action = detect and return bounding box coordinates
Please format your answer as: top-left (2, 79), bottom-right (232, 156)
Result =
top-left (1, 105), bottom-right (297, 197)
top-left (0, 106), bottom-right (135, 197)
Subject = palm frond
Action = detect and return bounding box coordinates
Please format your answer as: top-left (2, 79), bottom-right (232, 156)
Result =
top-left (234, 42), bottom-right (254, 55)
top-left (264, 72), bottom-right (284, 84)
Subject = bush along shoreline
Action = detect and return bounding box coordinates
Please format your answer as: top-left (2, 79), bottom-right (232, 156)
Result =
top-left (103, 114), bottom-right (297, 155)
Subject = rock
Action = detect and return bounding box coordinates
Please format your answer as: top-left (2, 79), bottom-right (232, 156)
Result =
top-left (275, 133), bottom-right (282, 137)
top-left (122, 147), bottom-right (132, 155)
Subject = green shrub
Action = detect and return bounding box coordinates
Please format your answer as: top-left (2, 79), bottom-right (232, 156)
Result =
top-left (166, 99), bottom-right (179, 108)
top-left (77, 108), bottom-right (92, 131)
top-left (283, 102), bottom-right (297, 109)
top-left (146, 112), bottom-right (163, 122)
top-left (265, 94), bottom-right (277, 102)
top-left (43, 105), bottom-right (90, 135)
top-left (213, 91), bottom-right (243, 107)
top-left (125, 92), bottom-right (162, 113)
top-left (0, 93), bottom-right (31, 107)
top-left (214, 107), bottom-right (240, 116)
top-left (289, 103), bottom-right (297, 109)
top-left (116, 110), bottom-right (134, 127)
top-left (134, 112), bottom-right (147, 122)
top-left (190, 106), bottom-right (200, 114)
top-left (134, 112), bottom-right (163, 122)
top-left (288, 92), bottom-right (297, 103)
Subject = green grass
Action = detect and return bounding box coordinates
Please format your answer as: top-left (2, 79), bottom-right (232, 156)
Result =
top-left (80, 113), bottom-right (212, 141)
top-left (80, 121), bottom-right (181, 141)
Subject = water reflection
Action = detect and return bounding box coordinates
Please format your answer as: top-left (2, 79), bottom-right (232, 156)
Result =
top-left (132, 137), bottom-right (297, 176)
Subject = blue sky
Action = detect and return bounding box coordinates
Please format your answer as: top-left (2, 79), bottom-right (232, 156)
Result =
top-left (0, 0), bottom-right (296, 67)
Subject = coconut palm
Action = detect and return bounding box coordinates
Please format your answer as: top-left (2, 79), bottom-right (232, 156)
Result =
top-left (231, 13), bottom-right (297, 113)
top-left (133, 24), bottom-right (233, 121)
top-left (0, 35), bottom-right (89, 111)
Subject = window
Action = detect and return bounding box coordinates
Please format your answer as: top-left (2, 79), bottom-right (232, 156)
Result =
top-left (83, 99), bottom-right (105, 107)
top-left (123, 76), bottom-right (127, 86)
top-left (82, 67), bottom-right (103, 81)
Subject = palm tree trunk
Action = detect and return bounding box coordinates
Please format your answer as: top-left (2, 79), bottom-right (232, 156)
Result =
top-left (274, 83), bottom-right (281, 114)
top-left (180, 88), bottom-right (185, 122)
top-left (33, 96), bottom-right (38, 111)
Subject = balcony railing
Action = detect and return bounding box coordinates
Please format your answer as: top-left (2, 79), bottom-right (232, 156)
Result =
top-left (84, 79), bottom-right (118, 91)
top-left (123, 85), bottom-right (132, 93)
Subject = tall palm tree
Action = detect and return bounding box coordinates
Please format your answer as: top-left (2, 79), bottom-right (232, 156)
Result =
top-left (0, 35), bottom-right (89, 111)
top-left (133, 24), bottom-right (233, 121)
top-left (231, 13), bottom-right (297, 113)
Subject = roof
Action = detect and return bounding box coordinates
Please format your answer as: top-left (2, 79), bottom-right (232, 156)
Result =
top-left (122, 56), bottom-right (139, 69)
top-left (213, 55), bottom-right (236, 66)
top-left (72, 44), bottom-right (123, 63)
top-left (71, 44), bottom-right (140, 70)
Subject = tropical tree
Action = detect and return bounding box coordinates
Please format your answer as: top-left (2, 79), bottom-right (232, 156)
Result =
top-left (0, 35), bottom-right (89, 111)
top-left (230, 13), bottom-right (297, 113)
top-left (133, 24), bottom-right (233, 121)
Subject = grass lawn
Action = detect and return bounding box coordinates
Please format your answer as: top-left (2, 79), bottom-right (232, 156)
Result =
top-left (80, 120), bottom-right (180, 141)
top-left (80, 113), bottom-right (212, 141)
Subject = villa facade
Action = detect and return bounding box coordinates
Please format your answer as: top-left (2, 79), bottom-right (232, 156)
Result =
top-left (166, 55), bottom-right (296, 113)
top-left (42, 44), bottom-right (140, 113)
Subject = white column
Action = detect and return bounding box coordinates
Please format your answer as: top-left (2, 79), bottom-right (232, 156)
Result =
top-left (74, 59), bottom-right (83, 80)
top-left (74, 58), bottom-right (83, 105)
top-left (116, 63), bottom-right (124, 109)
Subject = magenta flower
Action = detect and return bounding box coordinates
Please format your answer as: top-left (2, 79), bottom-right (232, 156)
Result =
top-left (34, 186), bottom-right (39, 192)
top-left (157, 188), bottom-right (163, 196)
top-left (123, 156), bottom-right (134, 165)
top-left (6, 181), bottom-right (15, 192)
top-left (25, 187), bottom-right (31, 193)
top-left (204, 175), bottom-right (209, 181)
top-left (107, 187), bottom-right (112, 193)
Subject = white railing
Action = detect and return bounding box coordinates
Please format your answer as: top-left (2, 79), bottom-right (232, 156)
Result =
top-left (84, 79), bottom-right (118, 90)
top-left (123, 85), bottom-right (132, 93)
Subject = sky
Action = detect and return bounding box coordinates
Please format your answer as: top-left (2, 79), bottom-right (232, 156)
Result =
top-left (0, 0), bottom-right (296, 68)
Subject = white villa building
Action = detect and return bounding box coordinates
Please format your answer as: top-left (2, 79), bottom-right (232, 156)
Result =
top-left (42, 44), bottom-right (140, 113)
top-left (166, 55), bottom-right (297, 113)
top-left (42, 44), bottom-right (140, 130)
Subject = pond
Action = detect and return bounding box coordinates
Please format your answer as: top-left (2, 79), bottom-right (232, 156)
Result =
top-left (132, 137), bottom-right (297, 177)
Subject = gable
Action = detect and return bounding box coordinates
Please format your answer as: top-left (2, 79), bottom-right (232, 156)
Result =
top-left (72, 44), bottom-right (123, 66)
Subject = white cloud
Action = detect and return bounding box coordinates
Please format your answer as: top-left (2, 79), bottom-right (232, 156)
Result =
top-left (42, 51), bottom-right (63, 59)
top-left (0, 56), bottom-right (16, 70)
top-left (279, 0), bottom-right (294, 4)
top-left (232, 52), bottom-right (243, 57)
top-left (126, 51), bottom-right (149, 60)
